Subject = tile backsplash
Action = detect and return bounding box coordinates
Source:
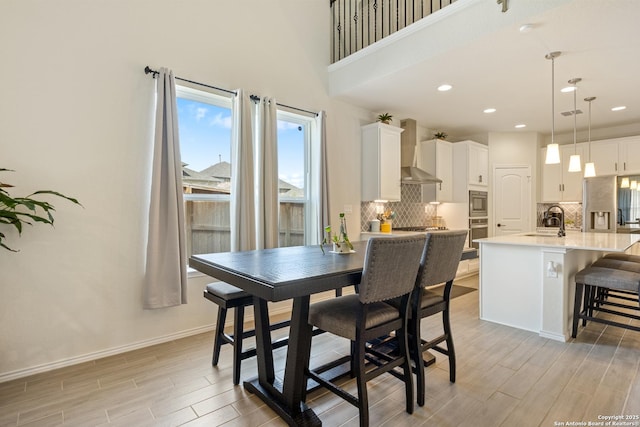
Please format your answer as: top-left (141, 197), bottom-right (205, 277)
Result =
top-left (361, 184), bottom-right (438, 231)
top-left (537, 203), bottom-right (582, 229)
top-left (360, 184), bottom-right (582, 231)
top-left (362, 187), bottom-right (584, 231)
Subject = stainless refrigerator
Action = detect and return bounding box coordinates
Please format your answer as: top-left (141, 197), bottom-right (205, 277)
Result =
top-left (582, 175), bottom-right (617, 233)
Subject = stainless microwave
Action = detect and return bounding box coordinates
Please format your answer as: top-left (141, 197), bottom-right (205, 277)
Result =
top-left (469, 190), bottom-right (488, 217)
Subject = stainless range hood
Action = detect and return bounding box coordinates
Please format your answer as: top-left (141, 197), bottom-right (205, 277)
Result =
top-left (400, 119), bottom-right (442, 184)
top-left (401, 165), bottom-right (442, 184)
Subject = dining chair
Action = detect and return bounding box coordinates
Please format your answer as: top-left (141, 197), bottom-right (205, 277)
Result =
top-left (344, 231), bottom-right (467, 408)
top-left (306, 235), bottom-right (426, 427)
top-left (403, 230), bottom-right (467, 407)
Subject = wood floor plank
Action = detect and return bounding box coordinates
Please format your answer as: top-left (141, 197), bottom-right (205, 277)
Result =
top-left (3, 273), bottom-right (640, 427)
top-left (583, 384), bottom-right (627, 421)
top-left (540, 389), bottom-right (591, 426)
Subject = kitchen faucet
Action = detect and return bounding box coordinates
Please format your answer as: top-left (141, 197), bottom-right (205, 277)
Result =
top-left (546, 204), bottom-right (565, 237)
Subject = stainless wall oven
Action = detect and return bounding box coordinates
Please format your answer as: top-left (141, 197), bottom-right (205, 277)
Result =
top-left (469, 217), bottom-right (488, 249)
top-left (469, 190), bottom-right (488, 217)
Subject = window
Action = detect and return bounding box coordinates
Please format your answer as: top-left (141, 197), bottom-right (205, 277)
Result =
top-left (176, 86), bottom-right (233, 257)
top-left (176, 85), bottom-right (320, 256)
top-left (277, 110), bottom-right (312, 247)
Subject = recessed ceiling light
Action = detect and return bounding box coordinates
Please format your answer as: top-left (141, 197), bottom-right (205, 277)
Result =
top-left (437, 84), bottom-right (452, 92)
top-left (612, 106), bottom-right (627, 111)
top-left (561, 86), bottom-right (577, 93)
top-left (483, 108), bottom-right (496, 114)
top-left (515, 124), bottom-right (526, 129)
top-left (519, 24), bottom-right (533, 33)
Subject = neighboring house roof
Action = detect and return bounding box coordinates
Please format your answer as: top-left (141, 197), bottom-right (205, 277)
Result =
top-left (200, 162), bottom-right (231, 181)
top-left (182, 161), bottom-right (303, 197)
top-left (182, 163), bottom-right (228, 194)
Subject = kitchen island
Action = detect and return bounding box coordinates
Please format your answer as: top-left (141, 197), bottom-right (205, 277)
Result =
top-left (475, 231), bottom-right (640, 341)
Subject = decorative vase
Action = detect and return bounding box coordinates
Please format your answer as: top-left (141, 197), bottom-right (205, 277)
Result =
top-left (333, 242), bottom-right (351, 253)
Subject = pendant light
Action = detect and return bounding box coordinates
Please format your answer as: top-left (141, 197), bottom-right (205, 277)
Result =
top-left (545, 52), bottom-right (561, 164)
top-left (567, 77), bottom-right (582, 172)
top-left (584, 96), bottom-right (596, 177)
top-left (621, 177), bottom-right (630, 188)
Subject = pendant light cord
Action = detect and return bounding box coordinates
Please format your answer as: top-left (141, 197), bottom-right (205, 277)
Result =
top-left (551, 56), bottom-right (556, 144)
top-left (573, 87), bottom-right (577, 154)
top-left (588, 99), bottom-right (591, 161)
top-left (585, 96), bottom-right (596, 161)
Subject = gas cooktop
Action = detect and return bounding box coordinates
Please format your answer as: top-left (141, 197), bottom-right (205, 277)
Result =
top-left (393, 226), bottom-right (449, 232)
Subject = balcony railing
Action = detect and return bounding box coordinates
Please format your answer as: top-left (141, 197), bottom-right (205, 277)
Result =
top-left (330, 0), bottom-right (457, 63)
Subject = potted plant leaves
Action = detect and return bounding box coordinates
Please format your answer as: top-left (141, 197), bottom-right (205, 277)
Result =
top-left (377, 113), bottom-right (393, 125)
top-left (433, 131), bottom-right (448, 140)
top-left (0, 168), bottom-right (82, 251)
top-left (320, 213), bottom-right (354, 254)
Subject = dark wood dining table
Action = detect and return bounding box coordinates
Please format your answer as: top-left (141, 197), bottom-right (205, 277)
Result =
top-left (190, 240), bottom-right (478, 426)
top-left (189, 241), bottom-right (368, 426)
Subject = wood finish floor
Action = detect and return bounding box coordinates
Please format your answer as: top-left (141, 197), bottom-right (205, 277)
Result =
top-left (1, 274), bottom-right (639, 427)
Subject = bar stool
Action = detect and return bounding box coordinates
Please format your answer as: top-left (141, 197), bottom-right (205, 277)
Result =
top-left (603, 253), bottom-right (640, 263)
top-left (590, 257), bottom-right (640, 312)
top-left (571, 262), bottom-right (640, 338)
top-left (204, 282), bottom-right (290, 385)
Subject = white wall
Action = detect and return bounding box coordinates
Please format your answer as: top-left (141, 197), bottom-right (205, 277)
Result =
top-left (0, 0), bottom-right (371, 380)
top-left (488, 132), bottom-right (542, 231)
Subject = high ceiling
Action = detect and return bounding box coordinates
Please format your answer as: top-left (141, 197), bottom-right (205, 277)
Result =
top-left (328, 0), bottom-right (640, 140)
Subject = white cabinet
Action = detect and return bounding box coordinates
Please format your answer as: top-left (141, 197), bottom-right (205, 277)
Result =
top-left (452, 140), bottom-right (489, 202)
top-left (589, 139), bottom-right (619, 175)
top-left (590, 136), bottom-right (640, 175)
top-left (456, 258), bottom-right (480, 278)
top-left (468, 143), bottom-right (489, 186)
top-left (361, 123), bottom-right (403, 201)
top-left (541, 143), bottom-right (587, 202)
top-left (417, 139), bottom-right (453, 203)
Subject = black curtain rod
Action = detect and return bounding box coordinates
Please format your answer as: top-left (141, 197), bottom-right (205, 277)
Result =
top-left (145, 66), bottom-right (318, 117)
top-left (145, 66), bottom-right (236, 95)
top-left (249, 95), bottom-right (318, 117)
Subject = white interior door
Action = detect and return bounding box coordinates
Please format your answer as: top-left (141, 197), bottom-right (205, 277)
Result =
top-left (494, 166), bottom-right (531, 235)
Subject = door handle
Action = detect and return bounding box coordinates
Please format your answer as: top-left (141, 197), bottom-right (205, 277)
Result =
top-left (496, 223), bottom-right (503, 227)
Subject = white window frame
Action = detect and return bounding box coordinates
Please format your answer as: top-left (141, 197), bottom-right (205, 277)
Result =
top-left (176, 85), bottom-right (233, 277)
top-left (176, 85), bottom-right (233, 205)
top-left (277, 109), bottom-right (318, 245)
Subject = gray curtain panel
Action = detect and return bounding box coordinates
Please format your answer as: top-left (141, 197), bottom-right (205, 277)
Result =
top-left (316, 111), bottom-right (330, 244)
top-left (230, 89), bottom-right (256, 252)
top-left (143, 67), bottom-right (187, 309)
top-left (255, 97), bottom-right (279, 249)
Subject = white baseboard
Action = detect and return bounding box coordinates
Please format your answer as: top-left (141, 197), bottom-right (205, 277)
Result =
top-left (0, 291), bottom-right (341, 384)
top-left (0, 324), bottom-right (215, 384)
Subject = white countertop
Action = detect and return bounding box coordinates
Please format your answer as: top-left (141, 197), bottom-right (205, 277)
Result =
top-left (617, 224), bottom-right (640, 233)
top-left (475, 230), bottom-right (640, 252)
top-left (361, 229), bottom-right (477, 258)
top-left (361, 230), bottom-right (423, 236)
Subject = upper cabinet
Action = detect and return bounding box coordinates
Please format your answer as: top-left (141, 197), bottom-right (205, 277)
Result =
top-left (468, 142), bottom-right (489, 186)
top-left (540, 143), bottom-right (587, 202)
top-left (590, 136), bottom-right (640, 176)
top-left (361, 123), bottom-right (403, 201)
top-left (417, 139), bottom-right (453, 203)
top-left (452, 140), bottom-right (489, 202)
